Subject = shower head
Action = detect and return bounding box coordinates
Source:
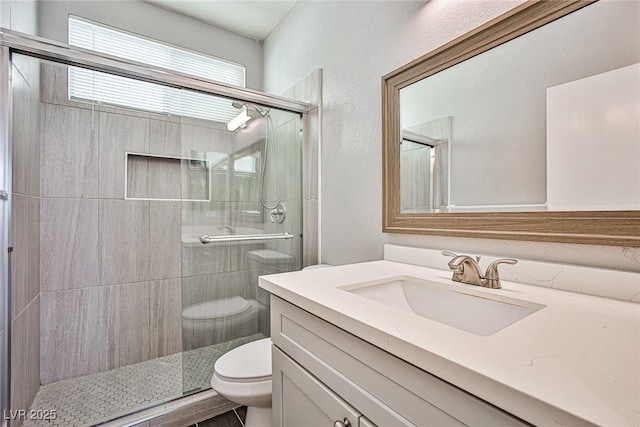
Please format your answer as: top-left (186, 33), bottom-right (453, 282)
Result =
top-left (231, 100), bottom-right (270, 117)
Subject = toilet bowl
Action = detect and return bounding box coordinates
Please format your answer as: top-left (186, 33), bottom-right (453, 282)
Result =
top-left (211, 264), bottom-right (332, 426)
top-left (212, 338), bottom-right (273, 427)
top-left (182, 296), bottom-right (264, 351)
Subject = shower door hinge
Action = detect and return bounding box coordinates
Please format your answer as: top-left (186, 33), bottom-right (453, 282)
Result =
top-left (0, 190), bottom-right (7, 200)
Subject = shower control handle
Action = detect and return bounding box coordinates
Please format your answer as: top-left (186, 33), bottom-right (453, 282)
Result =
top-left (269, 202), bottom-right (286, 224)
top-left (333, 418), bottom-right (351, 427)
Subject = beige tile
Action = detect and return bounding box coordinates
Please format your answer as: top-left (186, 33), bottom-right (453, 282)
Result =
top-left (182, 159), bottom-right (211, 202)
top-left (181, 242), bottom-right (230, 279)
top-left (27, 197), bottom-right (39, 301)
top-left (40, 63), bottom-right (93, 110)
top-left (150, 201), bottom-right (181, 280)
top-left (11, 194), bottom-right (28, 318)
top-left (181, 123), bottom-right (232, 164)
top-left (181, 273), bottom-right (229, 308)
top-left (150, 279), bottom-right (182, 358)
top-left (40, 198), bottom-right (99, 291)
top-left (27, 296), bottom-right (40, 405)
top-left (229, 201), bottom-right (265, 229)
top-left (227, 269), bottom-right (259, 300)
top-left (274, 119), bottom-right (302, 202)
top-left (11, 310), bottom-right (28, 416)
top-left (12, 67), bottom-right (40, 197)
top-left (150, 119), bottom-right (181, 157)
top-left (126, 154), bottom-right (149, 199)
top-left (148, 157), bottom-right (181, 200)
top-left (209, 157), bottom-right (231, 202)
top-left (229, 241), bottom-right (266, 273)
top-left (188, 202), bottom-right (232, 234)
top-left (41, 103), bottom-right (98, 198)
top-left (99, 282), bottom-right (150, 370)
top-left (99, 200), bottom-right (150, 285)
top-left (306, 108), bottom-right (319, 200)
top-left (98, 111), bottom-right (149, 199)
top-left (304, 199), bottom-right (319, 267)
top-left (40, 288), bottom-right (102, 384)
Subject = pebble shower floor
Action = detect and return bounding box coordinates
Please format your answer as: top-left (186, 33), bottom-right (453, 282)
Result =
top-left (22, 334), bottom-right (265, 427)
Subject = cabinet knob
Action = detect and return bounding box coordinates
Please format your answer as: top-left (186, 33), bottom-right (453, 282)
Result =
top-left (334, 418), bottom-right (352, 427)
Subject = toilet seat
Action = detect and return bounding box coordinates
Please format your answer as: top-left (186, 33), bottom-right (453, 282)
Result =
top-left (182, 296), bottom-right (252, 320)
top-left (214, 338), bottom-right (272, 383)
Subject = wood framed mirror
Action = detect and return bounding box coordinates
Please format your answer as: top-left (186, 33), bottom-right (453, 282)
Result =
top-left (382, 0), bottom-right (640, 247)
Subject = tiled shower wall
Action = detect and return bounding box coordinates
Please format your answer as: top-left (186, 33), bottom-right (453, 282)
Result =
top-left (38, 61), bottom-right (186, 384)
top-left (37, 59), bottom-right (308, 388)
top-left (36, 60), bottom-right (265, 384)
top-left (277, 69), bottom-right (321, 268)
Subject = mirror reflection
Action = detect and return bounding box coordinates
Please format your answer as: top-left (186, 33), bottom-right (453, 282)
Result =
top-left (399, 1), bottom-right (640, 213)
top-left (400, 117), bottom-right (451, 212)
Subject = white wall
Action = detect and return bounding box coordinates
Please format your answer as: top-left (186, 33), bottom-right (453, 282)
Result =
top-left (38, 0), bottom-right (264, 90)
top-left (264, 0), bottom-right (640, 272)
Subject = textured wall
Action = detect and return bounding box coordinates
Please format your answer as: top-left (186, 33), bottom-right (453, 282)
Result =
top-left (263, 0), bottom-right (640, 272)
top-left (37, 0), bottom-right (264, 90)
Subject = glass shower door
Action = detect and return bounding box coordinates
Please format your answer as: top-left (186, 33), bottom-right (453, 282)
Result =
top-left (179, 94), bottom-right (303, 395)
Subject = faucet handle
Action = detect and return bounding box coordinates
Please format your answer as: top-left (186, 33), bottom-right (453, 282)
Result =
top-left (483, 258), bottom-right (518, 289)
top-left (442, 252), bottom-right (465, 282)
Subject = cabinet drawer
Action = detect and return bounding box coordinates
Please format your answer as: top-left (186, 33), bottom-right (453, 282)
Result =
top-left (271, 296), bottom-right (529, 427)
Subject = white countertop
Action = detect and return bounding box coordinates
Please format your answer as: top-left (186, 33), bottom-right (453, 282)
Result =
top-left (259, 261), bottom-right (640, 427)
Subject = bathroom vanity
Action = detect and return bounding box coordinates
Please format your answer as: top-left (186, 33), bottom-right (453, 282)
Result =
top-left (259, 247), bottom-right (640, 426)
top-left (269, 297), bottom-right (526, 426)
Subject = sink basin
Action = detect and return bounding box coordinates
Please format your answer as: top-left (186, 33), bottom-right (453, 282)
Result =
top-left (341, 276), bottom-right (545, 336)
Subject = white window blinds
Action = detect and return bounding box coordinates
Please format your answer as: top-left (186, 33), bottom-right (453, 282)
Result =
top-left (68, 16), bottom-right (246, 122)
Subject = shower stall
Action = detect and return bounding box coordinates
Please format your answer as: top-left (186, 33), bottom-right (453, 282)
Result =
top-left (0, 29), bottom-right (311, 426)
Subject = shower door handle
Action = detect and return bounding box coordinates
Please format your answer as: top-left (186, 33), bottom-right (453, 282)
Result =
top-left (200, 232), bottom-right (295, 244)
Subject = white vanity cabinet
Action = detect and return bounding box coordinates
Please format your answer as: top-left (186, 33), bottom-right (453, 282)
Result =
top-left (271, 296), bottom-right (530, 427)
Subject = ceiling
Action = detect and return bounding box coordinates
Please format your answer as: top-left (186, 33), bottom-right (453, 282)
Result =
top-left (144, 0), bottom-right (297, 41)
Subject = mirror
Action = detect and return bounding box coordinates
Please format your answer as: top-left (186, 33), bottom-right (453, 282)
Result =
top-left (383, 0), bottom-right (640, 246)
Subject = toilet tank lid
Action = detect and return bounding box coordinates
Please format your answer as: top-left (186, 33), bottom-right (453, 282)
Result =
top-left (182, 296), bottom-right (251, 320)
top-left (302, 264), bottom-right (333, 270)
top-left (214, 338), bottom-right (272, 382)
top-left (247, 249), bottom-right (294, 265)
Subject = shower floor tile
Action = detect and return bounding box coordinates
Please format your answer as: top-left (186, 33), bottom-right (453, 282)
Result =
top-left (24, 334), bottom-right (265, 427)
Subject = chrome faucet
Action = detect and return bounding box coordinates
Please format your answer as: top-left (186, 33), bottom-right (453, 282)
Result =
top-left (442, 251), bottom-right (517, 289)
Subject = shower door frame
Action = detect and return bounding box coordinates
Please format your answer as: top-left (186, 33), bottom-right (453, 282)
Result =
top-left (0, 45), bottom-right (12, 427)
top-left (0, 27), bottom-right (311, 424)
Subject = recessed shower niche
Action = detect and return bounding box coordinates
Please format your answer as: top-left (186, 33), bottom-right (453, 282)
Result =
top-left (125, 152), bottom-right (212, 201)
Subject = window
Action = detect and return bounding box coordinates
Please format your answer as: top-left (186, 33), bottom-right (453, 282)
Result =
top-left (68, 16), bottom-right (246, 122)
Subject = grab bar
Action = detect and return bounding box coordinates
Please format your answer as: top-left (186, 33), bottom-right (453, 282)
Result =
top-left (200, 232), bottom-right (295, 244)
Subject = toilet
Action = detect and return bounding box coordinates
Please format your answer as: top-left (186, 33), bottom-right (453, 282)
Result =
top-left (212, 338), bottom-right (273, 426)
top-left (211, 264), bottom-right (331, 427)
top-left (182, 296), bottom-right (264, 351)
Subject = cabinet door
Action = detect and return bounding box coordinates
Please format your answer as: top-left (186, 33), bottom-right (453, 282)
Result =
top-left (273, 346), bottom-right (365, 427)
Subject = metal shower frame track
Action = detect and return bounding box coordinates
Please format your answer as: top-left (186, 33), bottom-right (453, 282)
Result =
top-left (0, 28), bottom-right (311, 115)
